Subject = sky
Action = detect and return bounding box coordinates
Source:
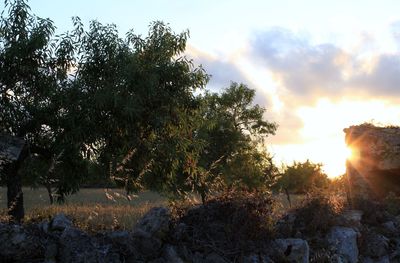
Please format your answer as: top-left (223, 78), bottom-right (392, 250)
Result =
top-left (5, 0), bottom-right (400, 177)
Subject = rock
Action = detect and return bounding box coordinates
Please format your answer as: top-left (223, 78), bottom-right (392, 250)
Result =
top-left (105, 230), bottom-right (136, 259)
top-left (362, 233), bottom-right (389, 258)
top-left (173, 222), bottom-right (188, 240)
top-left (162, 245), bottom-right (184, 263)
top-left (361, 255), bottom-right (390, 263)
top-left (344, 125), bottom-right (400, 200)
top-left (274, 238), bottom-right (309, 263)
top-left (193, 252), bottom-right (205, 263)
top-left (59, 226), bottom-right (100, 263)
top-left (204, 252), bottom-right (230, 263)
top-left (38, 219), bottom-right (49, 233)
top-left (0, 224), bottom-right (45, 261)
top-left (134, 207), bottom-right (171, 240)
top-left (327, 227), bottom-right (358, 263)
top-left (243, 254), bottom-right (274, 263)
top-left (132, 228), bottom-right (162, 260)
top-left (44, 242), bottom-right (58, 262)
top-left (330, 254), bottom-right (347, 263)
top-left (382, 221), bottom-right (397, 232)
top-left (342, 210), bottom-right (363, 226)
top-left (50, 213), bottom-right (72, 231)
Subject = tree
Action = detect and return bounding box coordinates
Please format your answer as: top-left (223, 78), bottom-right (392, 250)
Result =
top-left (190, 83), bottom-right (277, 202)
top-left (67, 20), bottom-right (209, 198)
top-left (0, 0), bottom-right (209, 215)
top-left (0, 0), bottom-right (277, 214)
top-left (1, 0), bottom-right (53, 220)
top-left (275, 160), bottom-right (329, 194)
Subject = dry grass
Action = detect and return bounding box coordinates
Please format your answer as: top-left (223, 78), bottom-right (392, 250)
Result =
top-left (0, 187), bottom-right (305, 232)
top-left (0, 187), bottom-right (166, 232)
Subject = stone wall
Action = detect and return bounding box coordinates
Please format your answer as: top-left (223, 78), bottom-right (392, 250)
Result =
top-left (344, 124), bottom-right (400, 201)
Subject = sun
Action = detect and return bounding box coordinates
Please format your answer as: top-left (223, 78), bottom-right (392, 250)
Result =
top-left (310, 139), bottom-right (350, 178)
top-left (344, 146), bottom-right (353, 160)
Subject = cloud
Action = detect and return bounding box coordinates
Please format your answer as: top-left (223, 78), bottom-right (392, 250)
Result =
top-left (350, 54), bottom-right (400, 98)
top-left (187, 45), bottom-right (275, 107)
top-left (187, 24), bottom-right (400, 149)
top-left (250, 28), bottom-right (348, 101)
top-left (250, 26), bottom-right (400, 104)
top-left (186, 46), bottom-right (247, 89)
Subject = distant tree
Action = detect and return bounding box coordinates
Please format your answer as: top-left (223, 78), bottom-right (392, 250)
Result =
top-left (275, 160), bottom-right (329, 194)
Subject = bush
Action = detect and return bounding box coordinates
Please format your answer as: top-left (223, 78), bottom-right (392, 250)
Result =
top-left (171, 188), bottom-right (276, 261)
top-left (275, 160), bottom-right (329, 194)
top-left (292, 191), bottom-right (344, 236)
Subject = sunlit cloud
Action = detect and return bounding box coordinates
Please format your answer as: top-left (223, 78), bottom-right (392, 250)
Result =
top-left (188, 23), bottom-right (400, 177)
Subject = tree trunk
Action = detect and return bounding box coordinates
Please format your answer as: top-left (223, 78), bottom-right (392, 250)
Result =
top-left (201, 192), bottom-right (207, 204)
top-left (0, 134), bottom-right (27, 223)
top-left (45, 183), bottom-right (54, 205)
top-left (6, 162), bottom-right (24, 223)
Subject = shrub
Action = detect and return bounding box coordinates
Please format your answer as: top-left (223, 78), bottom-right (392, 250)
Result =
top-left (292, 191), bottom-right (344, 236)
top-left (171, 188), bottom-right (276, 261)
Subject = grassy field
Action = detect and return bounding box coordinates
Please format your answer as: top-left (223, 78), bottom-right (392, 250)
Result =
top-left (0, 187), bottom-right (166, 231)
top-left (0, 188), bottom-right (305, 232)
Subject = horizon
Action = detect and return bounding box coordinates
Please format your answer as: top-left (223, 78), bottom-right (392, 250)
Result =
top-left (5, 0), bottom-right (400, 177)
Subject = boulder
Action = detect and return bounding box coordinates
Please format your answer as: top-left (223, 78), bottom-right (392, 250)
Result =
top-left (50, 213), bottom-right (72, 231)
top-left (0, 224), bottom-right (45, 261)
top-left (361, 255), bottom-right (390, 263)
top-left (361, 233), bottom-right (389, 258)
top-left (58, 226), bottom-right (100, 263)
top-left (327, 227), bottom-right (358, 263)
top-left (382, 221), bottom-right (397, 233)
top-left (274, 238), bottom-right (309, 263)
top-left (162, 245), bottom-right (184, 263)
top-left (243, 254), bottom-right (274, 263)
top-left (344, 125), bottom-right (400, 200)
top-left (132, 228), bottom-right (163, 260)
top-left (134, 207), bottom-right (171, 240)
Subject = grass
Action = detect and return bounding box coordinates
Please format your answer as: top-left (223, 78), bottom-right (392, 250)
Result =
top-left (0, 188), bottom-right (306, 232)
top-left (0, 187), bottom-right (166, 232)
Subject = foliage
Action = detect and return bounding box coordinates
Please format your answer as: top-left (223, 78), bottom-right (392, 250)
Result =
top-left (383, 192), bottom-right (400, 215)
top-left (0, 0), bottom-right (210, 203)
top-left (0, 0), bottom-right (87, 208)
top-left (275, 160), bottom-right (329, 194)
top-left (0, 0), bottom-right (278, 209)
top-left (292, 191), bottom-right (344, 236)
top-left (67, 19), bottom-right (209, 198)
top-left (171, 188), bottom-right (276, 262)
top-left (191, 83), bottom-right (277, 201)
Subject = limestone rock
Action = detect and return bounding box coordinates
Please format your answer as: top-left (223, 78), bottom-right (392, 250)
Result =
top-left (274, 238), bottom-right (309, 263)
top-left (361, 255), bottom-right (390, 263)
top-left (134, 207), bottom-right (171, 240)
top-left (362, 233), bottom-right (389, 258)
top-left (59, 226), bottom-right (100, 263)
top-left (204, 252), bottom-right (230, 263)
top-left (50, 213), bottom-right (72, 231)
top-left (132, 228), bottom-right (162, 259)
top-left (162, 245), bottom-right (184, 263)
top-left (344, 125), bottom-right (400, 200)
top-left (327, 227), bottom-right (358, 263)
top-left (243, 254), bottom-right (274, 263)
top-left (0, 224), bottom-right (45, 261)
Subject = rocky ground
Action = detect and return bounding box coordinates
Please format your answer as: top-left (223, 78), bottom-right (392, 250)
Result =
top-left (1, 192), bottom-right (400, 263)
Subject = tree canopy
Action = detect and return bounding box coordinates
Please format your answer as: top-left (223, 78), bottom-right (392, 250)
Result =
top-left (0, 0), bottom-right (279, 220)
top-left (275, 160), bottom-right (329, 194)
